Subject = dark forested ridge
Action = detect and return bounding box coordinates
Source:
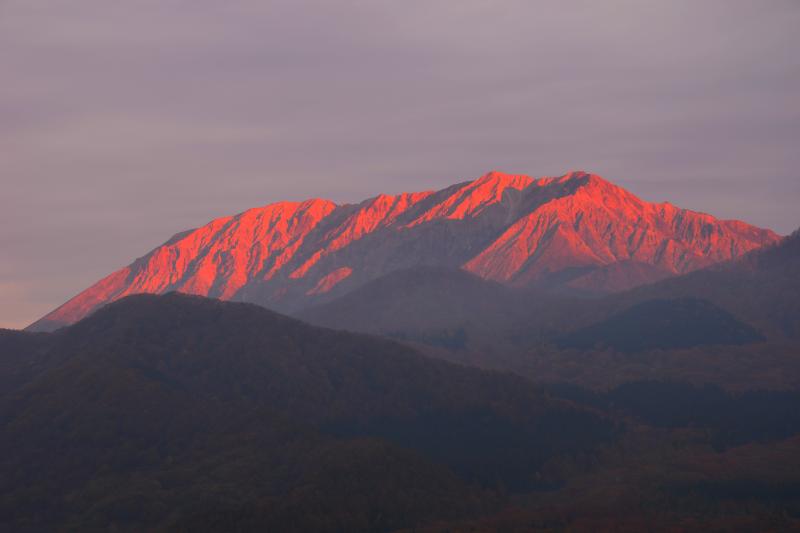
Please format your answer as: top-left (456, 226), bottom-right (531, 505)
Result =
top-left (546, 381), bottom-right (800, 450)
top-left (297, 266), bottom-right (554, 355)
top-left (0, 293), bottom-right (616, 532)
top-left (298, 265), bottom-right (536, 335)
top-left (556, 298), bottom-right (765, 352)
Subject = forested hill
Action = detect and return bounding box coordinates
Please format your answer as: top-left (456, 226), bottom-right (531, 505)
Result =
top-left (0, 292), bottom-right (615, 532)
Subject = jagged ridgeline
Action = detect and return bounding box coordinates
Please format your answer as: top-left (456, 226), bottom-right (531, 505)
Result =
top-left (29, 171), bottom-right (779, 331)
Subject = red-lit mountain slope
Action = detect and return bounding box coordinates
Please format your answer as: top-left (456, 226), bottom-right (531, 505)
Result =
top-left (28, 171), bottom-right (781, 331)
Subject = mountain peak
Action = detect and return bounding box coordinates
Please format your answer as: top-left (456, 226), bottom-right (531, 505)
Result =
top-left (475, 170), bottom-right (534, 187)
top-left (558, 170), bottom-right (624, 192)
top-left (27, 170), bottom-right (781, 331)
top-left (560, 169), bottom-right (593, 180)
top-left (408, 171), bottom-right (533, 226)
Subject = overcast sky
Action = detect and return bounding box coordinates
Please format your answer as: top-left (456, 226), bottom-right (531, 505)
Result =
top-left (2, 0), bottom-right (799, 328)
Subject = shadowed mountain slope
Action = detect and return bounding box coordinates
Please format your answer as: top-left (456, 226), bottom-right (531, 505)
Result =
top-left (298, 266), bottom-right (538, 335)
top-left (29, 170), bottom-right (779, 331)
top-left (299, 229), bottom-right (800, 390)
top-left (296, 266), bottom-right (565, 365)
top-left (527, 228), bottom-right (800, 347)
top-left (1, 293), bottom-right (616, 531)
top-left (615, 229), bottom-right (800, 340)
top-left (556, 298), bottom-right (765, 352)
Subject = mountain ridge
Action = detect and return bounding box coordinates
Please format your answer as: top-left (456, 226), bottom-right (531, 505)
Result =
top-left (3, 291), bottom-right (618, 530)
top-left (298, 230), bottom-right (800, 389)
top-left (28, 170), bottom-right (781, 331)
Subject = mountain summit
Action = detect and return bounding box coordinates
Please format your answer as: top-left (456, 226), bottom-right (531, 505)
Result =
top-left (29, 171), bottom-right (780, 331)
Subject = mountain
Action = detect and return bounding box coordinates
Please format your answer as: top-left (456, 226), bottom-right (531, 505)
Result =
top-left (555, 298), bottom-right (765, 352)
top-left (299, 266), bottom-right (535, 336)
top-left (296, 266), bottom-right (564, 370)
top-left (616, 229), bottom-right (800, 340)
top-left (300, 229), bottom-right (800, 390)
top-left (535, 229), bottom-right (800, 349)
top-left (28, 170), bottom-right (780, 332)
top-left (5, 294), bottom-right (800, 530)
top-left (2, 292), bottom-right (618, 531)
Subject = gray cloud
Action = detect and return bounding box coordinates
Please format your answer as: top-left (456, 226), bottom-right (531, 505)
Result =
top-left (1, 0), bottom-right (799, 327)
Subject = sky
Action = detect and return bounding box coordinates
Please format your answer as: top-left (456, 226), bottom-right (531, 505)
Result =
top-left (1, 0), bottom-right (799, 329)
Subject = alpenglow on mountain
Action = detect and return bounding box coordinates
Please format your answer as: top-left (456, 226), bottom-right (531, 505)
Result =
top-left (29, 171), bottom-right (781, 331)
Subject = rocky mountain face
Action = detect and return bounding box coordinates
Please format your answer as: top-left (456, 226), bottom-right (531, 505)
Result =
top-left (29, 170), bottom-right (780, 331)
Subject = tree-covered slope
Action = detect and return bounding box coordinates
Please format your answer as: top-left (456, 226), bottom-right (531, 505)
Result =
top-left (0, 293), bottom-right (616, 531)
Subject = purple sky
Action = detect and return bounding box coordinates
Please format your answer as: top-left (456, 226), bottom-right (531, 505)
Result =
top-left (2, 1), bottom-right (799, 329)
